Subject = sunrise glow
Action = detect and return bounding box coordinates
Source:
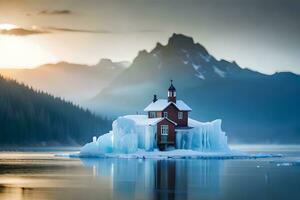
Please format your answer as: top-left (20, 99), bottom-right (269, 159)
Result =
top-left (0, 23), bottom-right (18, 30)
top-left (0, 35), bottom-right (57, 68)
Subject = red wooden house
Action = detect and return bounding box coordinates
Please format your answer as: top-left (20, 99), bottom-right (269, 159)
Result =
top-left (144, 80), bottom-right (192, 150)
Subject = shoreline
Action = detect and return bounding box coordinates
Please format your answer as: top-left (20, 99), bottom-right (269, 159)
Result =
top-left (63, 149), bottom-right (283, 160)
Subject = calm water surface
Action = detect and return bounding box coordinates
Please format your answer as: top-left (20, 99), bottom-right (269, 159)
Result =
top-left (0, 145), bottom-right (299, 200)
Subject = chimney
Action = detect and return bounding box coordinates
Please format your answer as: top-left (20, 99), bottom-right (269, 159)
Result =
top-left (153, 94), bottom-right (158, 102)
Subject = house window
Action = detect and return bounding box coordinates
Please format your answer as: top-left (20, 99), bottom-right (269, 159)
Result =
top-left (178, 112), bottom-right (183, 120)
top-left (149, 112), bottom-right (156, 118)
top-left (163, 112), bottom-right (168, 118)
top-left (161, 125), bottom-right (169, 135)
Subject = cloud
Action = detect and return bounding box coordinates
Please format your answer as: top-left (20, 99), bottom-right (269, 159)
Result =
top-left (0, 25), bottom-right (163, 36)
top-left (47, 27), bottom-right (163, 34)
top-left (39, 10), bottom-right (72, 15)
top-left (46, 27), bottom-right (111, 34)
top-left (0, 28), bottom-right (49, 36)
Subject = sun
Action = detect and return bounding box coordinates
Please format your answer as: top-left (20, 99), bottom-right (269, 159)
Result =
top-left (0, 36), bottom-right (57, 68)
top-left (0, 23), bottom-right (57, 68)
top-left (0, 23), bottom-right (18, 30)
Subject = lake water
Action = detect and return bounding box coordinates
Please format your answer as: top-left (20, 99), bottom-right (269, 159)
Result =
top-left (0, 145), bottom-right (299, 200)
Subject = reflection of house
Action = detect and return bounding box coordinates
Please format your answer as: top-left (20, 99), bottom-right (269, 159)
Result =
top-left (144, 80), bottom-right (192, 150)
top-left (81, 158), bottom-right (223, 200)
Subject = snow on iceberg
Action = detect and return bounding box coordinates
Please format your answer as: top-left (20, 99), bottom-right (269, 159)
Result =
top-left (80, 115), bottom-right (230, 157)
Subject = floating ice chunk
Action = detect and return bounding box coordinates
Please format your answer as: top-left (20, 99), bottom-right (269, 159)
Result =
top-left (271, 161), bottom-right (300, 167)
top-left (276, 163), bottom-right (291, 167)
top-left (80, 131), bottom-right (114, 157)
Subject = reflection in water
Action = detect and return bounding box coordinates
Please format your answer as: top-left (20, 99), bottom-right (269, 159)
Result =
top-left (81, 158), bottom-right (224, 200)
top-left (1, 148), bottom-right (300, 200)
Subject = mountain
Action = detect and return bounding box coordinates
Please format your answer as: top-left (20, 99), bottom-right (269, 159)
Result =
top-left (0, 75), bottom-right (111, 146)
top-left (0, 59), bottom-right (129, 103)
top-left (90, 33), bottom-right (300, 143)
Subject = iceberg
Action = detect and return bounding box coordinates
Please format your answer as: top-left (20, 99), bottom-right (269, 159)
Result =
top-left (80, 115), bottom-right (230, 157)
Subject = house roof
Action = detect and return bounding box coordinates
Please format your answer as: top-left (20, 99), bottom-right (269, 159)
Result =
top-left (160, 117), bottom-right (177, 125)
top-left (123, 115), bottom-right (177, 126)
top-left (144, 99), bottom-right (192, 112)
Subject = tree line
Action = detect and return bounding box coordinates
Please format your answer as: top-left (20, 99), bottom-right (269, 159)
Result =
top-left (0, 75), bottom-right (112, 146)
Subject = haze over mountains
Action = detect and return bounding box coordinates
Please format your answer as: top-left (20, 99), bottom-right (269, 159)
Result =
top-left (0, 59), bottom-right (129, 102)
top-left (91, 34), bottom-right (300, 143)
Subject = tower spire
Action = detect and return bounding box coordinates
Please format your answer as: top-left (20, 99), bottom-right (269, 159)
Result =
top-left (168, 80), bottom-right (176, 103)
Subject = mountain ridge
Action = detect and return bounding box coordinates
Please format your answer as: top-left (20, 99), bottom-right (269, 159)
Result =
top-left (0, 59), bottom-right (129, 102)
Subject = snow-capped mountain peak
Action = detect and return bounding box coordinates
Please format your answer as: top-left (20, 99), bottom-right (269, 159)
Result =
top-left (136, 33), bottom-right (251, 81)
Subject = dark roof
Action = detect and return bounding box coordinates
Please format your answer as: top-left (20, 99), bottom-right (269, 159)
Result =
top-left (144, 99), bottom-right (192, 111)
top-left (168, 80), bottom-right (176, 91)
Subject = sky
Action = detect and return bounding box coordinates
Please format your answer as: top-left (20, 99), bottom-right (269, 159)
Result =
top-left (0, 0), bottom-right (299, 74)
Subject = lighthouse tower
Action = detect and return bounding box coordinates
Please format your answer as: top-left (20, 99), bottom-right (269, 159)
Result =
top-left (168, 80), bottom-right (176, 103)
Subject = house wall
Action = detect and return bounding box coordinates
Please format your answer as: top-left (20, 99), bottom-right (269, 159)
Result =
top-left (162, 104), bottom-right (188, 126)
top-left (157, 118), bottom-right (175, 147)
top-left (148, 104), bottom-right (189, 126)
top-left (181, 111), bottom-right (189, 126)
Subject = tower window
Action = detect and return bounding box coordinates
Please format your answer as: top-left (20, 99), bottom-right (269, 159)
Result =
top-left (168, 91), bottom-right (176, 97)
top-left (178, 112), bottom-right (183, 120)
